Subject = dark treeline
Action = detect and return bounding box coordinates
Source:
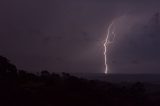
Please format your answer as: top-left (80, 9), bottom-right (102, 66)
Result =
top-left (0, 55), bottom-right (159, 106)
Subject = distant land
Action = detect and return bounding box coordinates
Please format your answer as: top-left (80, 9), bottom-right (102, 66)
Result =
top-left (71, 73), bottom-right (160, 84)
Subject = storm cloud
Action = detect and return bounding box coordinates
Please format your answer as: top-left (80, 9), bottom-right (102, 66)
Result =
top-left (0, 0), bottom-right (160, 73)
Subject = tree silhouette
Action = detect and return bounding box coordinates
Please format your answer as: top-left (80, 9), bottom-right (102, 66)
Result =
top-left (41, 70), bottom-right (50, 77)
top-left (0, 55), bottom-right (17, 76)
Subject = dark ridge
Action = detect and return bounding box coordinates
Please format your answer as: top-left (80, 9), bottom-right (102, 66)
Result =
top-left (0, 55), bottom-right (159, 106)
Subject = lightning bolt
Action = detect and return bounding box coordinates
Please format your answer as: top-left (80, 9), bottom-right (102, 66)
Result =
top-left (104, 22), bottom-right (116, 74)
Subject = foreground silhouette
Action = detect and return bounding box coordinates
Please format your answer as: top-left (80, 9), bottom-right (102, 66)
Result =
top-left (0, 55), bottom-right (159, 106)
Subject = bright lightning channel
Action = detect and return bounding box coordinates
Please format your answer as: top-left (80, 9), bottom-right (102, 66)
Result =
top-left (104, 22), bottom-right (116, 74)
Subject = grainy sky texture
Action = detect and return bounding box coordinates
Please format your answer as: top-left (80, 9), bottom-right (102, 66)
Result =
top-left (1, 0), bottom-right (160, 73)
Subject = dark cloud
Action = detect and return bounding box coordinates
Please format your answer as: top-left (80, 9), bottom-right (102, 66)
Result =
top-left (0, 0), bottom-right (160, 73)
top-left (109, 13), bottom-right (160, 73)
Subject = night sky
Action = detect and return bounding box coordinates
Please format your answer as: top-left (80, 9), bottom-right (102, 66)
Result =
top-left (1, 0), bottom-right (160, 73)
